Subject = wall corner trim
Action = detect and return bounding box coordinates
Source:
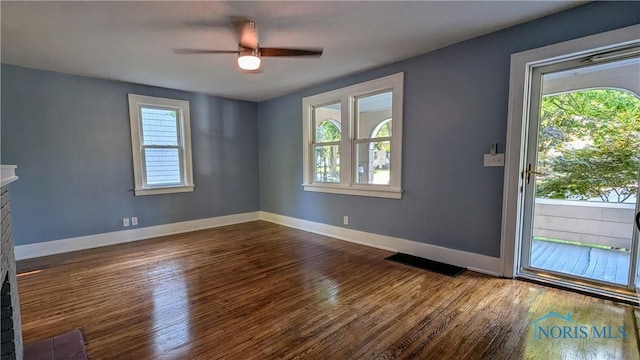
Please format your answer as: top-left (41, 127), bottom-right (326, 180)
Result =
top-left (259, 211), bottom-right (501, 276)
top-left (15, 211), bottom-right (261, 260)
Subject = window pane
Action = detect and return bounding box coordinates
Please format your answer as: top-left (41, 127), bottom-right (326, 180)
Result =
top-left (372, 121), bottom-right (392, 138)
top-left (314, 145), bottom-right (340, 183)
top-left (141, 107), bottom-right (178, 146)
top-left (145, 148), bottom-right (181, 185)
top-left (355, 141), bottom-right (390, 185)
top-left (314, 103), bottom-right (341, 142)
top-left (356, 91), bottom-right (392, 140)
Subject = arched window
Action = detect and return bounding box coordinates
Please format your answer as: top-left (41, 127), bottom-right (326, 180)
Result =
top-left (370, 119), bottom-right (391, 138)
top-left (316, 119), bottom-right (341, 142)
top-left (302, 72), bottom-right (404, 198)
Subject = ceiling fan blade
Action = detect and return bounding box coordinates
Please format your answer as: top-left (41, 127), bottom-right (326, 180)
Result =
top-left (260, 48), bottom-right (323, 57)
top-left (234, 19), bottom-right (259, 50)
top-left (173, 49), bottom-right (237, 55)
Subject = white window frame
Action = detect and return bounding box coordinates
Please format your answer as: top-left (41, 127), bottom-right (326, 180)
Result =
top-left (128, 94), bottom-right (195, 196)
top-left (302, 72), bottom-right (404, 199)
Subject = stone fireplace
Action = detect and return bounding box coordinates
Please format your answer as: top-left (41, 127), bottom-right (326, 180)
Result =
top-left (1, 165), bottom-right (22, 360)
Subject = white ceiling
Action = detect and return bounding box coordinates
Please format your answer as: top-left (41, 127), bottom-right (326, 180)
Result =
top-left (1, 1), bottom-right (585, 102)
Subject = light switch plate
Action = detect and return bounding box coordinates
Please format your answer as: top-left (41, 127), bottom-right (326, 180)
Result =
top-left (484, 153), bottom-right (505, 167)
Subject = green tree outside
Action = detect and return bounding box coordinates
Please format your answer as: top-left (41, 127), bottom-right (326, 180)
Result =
top-left (536, 89), bottom-right (640, 202)
top-left (315, 120), bottom-right (341, 182)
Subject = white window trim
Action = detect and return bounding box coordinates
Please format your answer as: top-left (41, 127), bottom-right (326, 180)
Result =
top-left (128, 94), bottom-right (195, 196)
top-left (302, 72), bottom-right (404, 199)
top-left (500, 24), bottom-right (640, 278)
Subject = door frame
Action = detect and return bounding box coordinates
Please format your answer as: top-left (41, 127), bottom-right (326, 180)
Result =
top-left (520, 58), bottom-right (640, 291)
top-left (499, 24), bottom-right (640, 279)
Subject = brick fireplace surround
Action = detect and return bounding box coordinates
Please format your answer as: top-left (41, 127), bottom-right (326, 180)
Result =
top-left (1, 165), bottom-right (22, 360)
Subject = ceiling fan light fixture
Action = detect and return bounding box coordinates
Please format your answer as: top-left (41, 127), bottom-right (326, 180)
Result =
top-left (173, 20), bottom-right (323, 72)
top-left (237, 48), bottom-right (261, 70)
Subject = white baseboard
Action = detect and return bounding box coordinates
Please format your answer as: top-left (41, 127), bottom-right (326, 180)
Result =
top-left (259, 211), bottom-right (501, 276)
top-left (16, 210), bottom-right (501, 276)
top-left (15, 211), bottom-right (260, 260)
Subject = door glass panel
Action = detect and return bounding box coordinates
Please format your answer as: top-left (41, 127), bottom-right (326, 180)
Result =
top-left (524, 57), bottom-right (640, 287)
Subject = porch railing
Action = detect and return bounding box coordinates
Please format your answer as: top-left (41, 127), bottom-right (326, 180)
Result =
top-left (533, 198), bottom-right (636, 250)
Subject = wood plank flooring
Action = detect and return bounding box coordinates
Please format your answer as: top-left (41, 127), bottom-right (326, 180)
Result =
top-left (16, 221), bottom-right (640, 359)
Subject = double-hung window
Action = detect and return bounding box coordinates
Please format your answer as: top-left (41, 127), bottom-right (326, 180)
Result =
top-left (128, 94), bottom-right (194, 196)
top-left (302, 73), bottom-right (404, 199)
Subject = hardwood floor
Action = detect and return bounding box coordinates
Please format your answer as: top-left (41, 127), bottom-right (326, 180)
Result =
top-left (16, 221), bottom-right (640, 359)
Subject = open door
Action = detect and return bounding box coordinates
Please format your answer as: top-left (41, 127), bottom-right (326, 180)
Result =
top-left (518, 53), bottom-right (640, 300)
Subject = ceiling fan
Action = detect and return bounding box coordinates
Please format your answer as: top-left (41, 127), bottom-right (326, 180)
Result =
top-left (173, 19), bottom-right (323, 72)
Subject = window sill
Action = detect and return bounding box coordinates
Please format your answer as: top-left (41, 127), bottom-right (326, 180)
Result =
top-left (134, 184), bottom-right (195, 196)
top-left (303, 184), bottom-right (402, 199)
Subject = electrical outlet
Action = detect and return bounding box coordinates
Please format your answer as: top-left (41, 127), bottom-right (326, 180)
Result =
top-left (123, 218), bottom-right (130, 227)
top-left (484, 153), bottom-right (505, 167)
top-left (131, 217), bottom-right (138, 226)
top-left (343, 216), bottom-right (349, 225)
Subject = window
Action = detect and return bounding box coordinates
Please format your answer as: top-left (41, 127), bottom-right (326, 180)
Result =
top-left (313, 104), bottom-right (342, 183)
top-left (128, 94), bottom-right (194, 196)
top-left (302, 73), bottom-right (403, 199)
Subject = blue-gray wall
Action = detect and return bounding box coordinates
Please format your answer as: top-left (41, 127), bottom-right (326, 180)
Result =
top-left (2, 2), bottom-right (638, 253)
top-left (258, 1), bottom-right (640, 257)
top-left (1, 65), bottom-right (260, 246)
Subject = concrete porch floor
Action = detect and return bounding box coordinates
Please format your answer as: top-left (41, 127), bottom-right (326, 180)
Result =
top-left (531, 239), bottom-right (631, 285)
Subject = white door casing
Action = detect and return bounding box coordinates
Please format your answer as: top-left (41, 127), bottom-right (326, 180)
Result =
top-left (500, 24), bottom-right (640, 278)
